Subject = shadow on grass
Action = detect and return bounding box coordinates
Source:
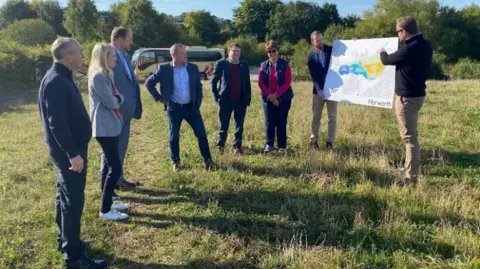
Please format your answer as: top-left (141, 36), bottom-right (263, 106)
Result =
top-left (334, 143), bottom-right (480, 168)
top-left (217, 160), bottom-right (396, 188)
top-left (128, 188), bottom-right (456, 260)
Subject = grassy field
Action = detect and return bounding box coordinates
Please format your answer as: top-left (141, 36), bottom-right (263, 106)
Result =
top-left (0, 80), bottom-right (479, 269)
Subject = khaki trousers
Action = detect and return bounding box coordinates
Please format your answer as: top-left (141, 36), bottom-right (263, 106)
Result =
top-left (395, 95), bottom-right (425, 180)
top-left (310, 95), bottom-right (338, 143)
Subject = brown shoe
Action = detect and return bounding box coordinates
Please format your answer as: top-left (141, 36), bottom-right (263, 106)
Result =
top-left (233, 148), bottom-right (244, 154)
top-left (310, 141), bottom-right (320, 150)
top-left (395, 177), bottom-right (417, 187)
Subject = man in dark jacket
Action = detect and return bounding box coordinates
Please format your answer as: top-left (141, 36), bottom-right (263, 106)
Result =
top-left (307, 31), bottom-right (337, 151)
top-left (38, 38), bottom-right (108, 268)
top-left (380, 16), bottom-right (433, 186)
top-left (211, 43), bottom-right (252, 154)
top-left (145, 44), bottom-right (213, 172)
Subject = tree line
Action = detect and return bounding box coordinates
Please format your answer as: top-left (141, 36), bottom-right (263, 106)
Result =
top-left (0, 0), bottom-right (479, 83)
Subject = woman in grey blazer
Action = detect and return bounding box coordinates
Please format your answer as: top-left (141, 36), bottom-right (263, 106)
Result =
top-left (88, 43), bottom-right (130, 221)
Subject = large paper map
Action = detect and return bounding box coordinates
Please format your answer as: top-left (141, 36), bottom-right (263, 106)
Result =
top-left (323, 38), bottom-right (398, 109)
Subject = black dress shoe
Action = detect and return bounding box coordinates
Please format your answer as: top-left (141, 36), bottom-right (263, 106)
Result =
top-left (233, 148), bottom-right (244, 154)
top-left (326, 141), bottom-right (334, 151)
top-left (216, 146), bottom-right (225, 154)
top-left (58, 241), bottom-right (89, 252)
top-left (205, 160), bottom-right (215, 171)
top-left (310, 141), bottom-right (320, 150)
top-left (65, 256), bottom-right (108, 269)
top-left (118, 179), bottom-right (142, 189)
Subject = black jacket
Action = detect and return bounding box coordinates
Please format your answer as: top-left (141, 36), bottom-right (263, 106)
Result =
top-left (307, 45), bottom-right (333, 94)
top-left (380, 34), bottom-right (432, 97)
top-left (38, 63), bottom-right (92, 159)
top-left (210, 59), bottom-right (252, 105)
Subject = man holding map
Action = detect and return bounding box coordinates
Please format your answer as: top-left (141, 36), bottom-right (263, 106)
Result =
top-left (307, 31), bottom-right (336, 151)
top-left (380, 16), bottom-right (433, 186)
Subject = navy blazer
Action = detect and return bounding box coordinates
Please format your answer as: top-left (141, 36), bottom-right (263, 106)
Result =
top-left (307, 45), bottom-right (332, 94)
top-left (144, 62), bottom-right (203, 108)
top-left (210, 59), bottom-right (252, 105)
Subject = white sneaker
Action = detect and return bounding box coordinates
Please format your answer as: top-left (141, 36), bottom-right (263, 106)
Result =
top-left (111, 201), bottom-right (131, 211)
top-left (278, 148), bottom-right (287, 154)
top-left (99, 210), bottom-right (129, 221)
top-left (264, 145), bottom-right (274, 153)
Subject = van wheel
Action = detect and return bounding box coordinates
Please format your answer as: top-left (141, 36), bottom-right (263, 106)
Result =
top-left (199, 72), bottom-right (208, 81)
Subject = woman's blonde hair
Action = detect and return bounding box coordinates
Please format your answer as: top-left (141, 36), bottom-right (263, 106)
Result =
top-left (88, 43), bottom-right (115, 80)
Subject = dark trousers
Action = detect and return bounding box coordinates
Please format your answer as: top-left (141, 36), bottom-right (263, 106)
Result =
top-left (217, 100), bottom-right (247, 149)
top-left (102, 119), bottom-right (130, 185)
top-left (167, 102), bottom-right (212, 164)
top-left (262, 99), bottom-right (292, 148)
top-left (96, 136), bottom-right (122, 214)
top-left (49, 144), bottom-right (88, 262)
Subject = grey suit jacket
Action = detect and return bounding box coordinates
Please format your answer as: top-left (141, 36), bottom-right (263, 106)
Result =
top-left (112, 48), bottom-right (143, 121)
top-left (88, 72), bottom-right (124, 137)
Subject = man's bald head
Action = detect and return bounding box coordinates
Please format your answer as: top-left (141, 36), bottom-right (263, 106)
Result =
top-left (51, 38), bottom-right (83, 71)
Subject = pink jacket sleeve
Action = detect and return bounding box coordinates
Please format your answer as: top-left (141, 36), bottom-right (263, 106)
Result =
top-left (276, 64), bottom-right (292, 97)
top-left (258, 67), bottom-right (270, 96)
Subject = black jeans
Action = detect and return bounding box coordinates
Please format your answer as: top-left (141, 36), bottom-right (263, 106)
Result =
top-left (217, 100), bottom-right (247, 149)
top-left (96, 136), bottom-right (122, 214)
top-left (49, 144), bottom-right (88, 262)
top-left (262, 99), bottom-right (292, 148)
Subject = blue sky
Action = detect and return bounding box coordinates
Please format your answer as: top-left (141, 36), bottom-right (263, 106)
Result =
top-left (0, 0), bottom-right (477, 18)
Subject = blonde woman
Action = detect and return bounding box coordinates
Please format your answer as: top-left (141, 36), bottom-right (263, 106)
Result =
top-left (88, 43), bottom-right (130, 221)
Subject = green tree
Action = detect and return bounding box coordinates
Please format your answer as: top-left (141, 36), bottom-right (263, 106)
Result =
top-left (233, 0), bottom-right (282, 41)
top-left (1, 18), bottom-right (56, 46)
top-left (267, 1), bottom-right (342, 43)
top-left (184, 10), bottom-right (220, 46)
top-left (30, 0), bottom-right (67, 36)
top-left (460, 4), bottom-right (480, 60)
top-left (63, 0), bottom-right (102, 41)
top-left (0, 0), bottom-right (36, 29)
top-left (342, 14), bottom-right (361, 28)
top-left (113, 0), bottom-right (182, 48)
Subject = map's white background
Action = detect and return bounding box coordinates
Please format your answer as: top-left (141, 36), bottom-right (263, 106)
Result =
top-left (323, 37), bottom-right (398, 109)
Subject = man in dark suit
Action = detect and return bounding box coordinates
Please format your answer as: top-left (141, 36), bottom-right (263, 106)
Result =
top-left (38, 38), bottom-right (108, 269)
top-left (211, 42), bottom-right (252, 154)
top-left (110, 27), bottom-right (143, 190)
top-left (145, 44), bottom-right (214, 171)
top-left (307, 31), bottom-right (337, 151)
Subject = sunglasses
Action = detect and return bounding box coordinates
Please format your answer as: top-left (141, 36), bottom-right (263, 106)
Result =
top-left (267, 49), bottom-right (277, 54)
top-left (396, 29), bottom-right (404, 33)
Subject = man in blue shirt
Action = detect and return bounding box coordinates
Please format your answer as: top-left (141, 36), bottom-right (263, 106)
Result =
top-left (145, 44), bottom-right (214, 171)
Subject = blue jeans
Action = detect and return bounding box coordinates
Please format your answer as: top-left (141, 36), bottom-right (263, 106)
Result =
top-left (217, 100), bottom-right (247, 149)
top-left (167, 103), bottom-right (212, 164)
top-left (262, 99), bottom-right (292, 148)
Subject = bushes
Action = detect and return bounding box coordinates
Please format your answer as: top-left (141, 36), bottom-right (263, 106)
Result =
top-left (428, 51), bottom-right (448, 80)
top-left (0, 39), bottom-right (51, 82)
top-left (451, 58), bottom-right (480, 79)
top-left (225, 35), bottom-right (265, 66)
top-left (1, 19), bottom-right (56, 46)
top-left (289, 40), bottom-right (312, 81)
